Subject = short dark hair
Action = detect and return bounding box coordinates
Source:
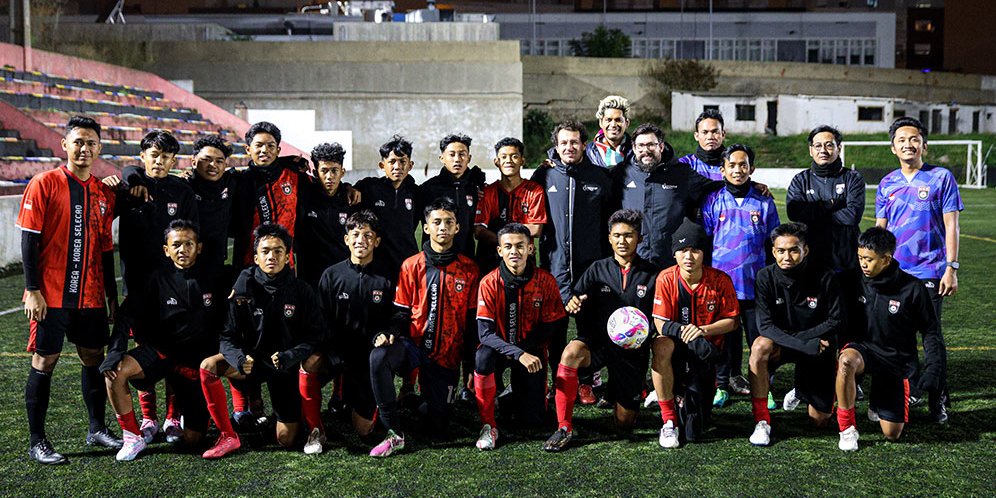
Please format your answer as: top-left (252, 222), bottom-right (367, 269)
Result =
top-left (858, 226), bottom-right (896, 256)
top-left (253, 222), bottom-right (292, 252)
top-left (193, 135), bottom-right (233, 158)
top-left (311, 142), bottom-right (346, 168)
top-left (608, 209), bottom-right (643, 234)
top-left (245, 121), bottom-right (282, 145)
top-left (440, 134), bottom-right (472, 153)
top-left (808, 125), bottom-right (843, 146)
top-left (494, 137), bottom-right (525, 156)
top-left (889, 116), bottom-right (928, 143)
top-left (771, 222), bottom-right (808, 246)
top-left (424, 197), bottom-right (457, 221)
top-left (497, 223), bottom-right (532, 241)
top-left (379, 134), bottom-right (413, 159)
top-left (140, 129), bottom-right (180, 154)
top-left (695, 109), bottom-right (725, 132)
top-left (66, 115), bottom-right (101, 139)
top-left (632, 123), bottom-right (665, 143)
top-left (723, 144), bottom-right (755, 167)
top-left (345, 210), bottom-right (380, 235)
top-left (550, 120), bottom-right (588, 145)
top-left (163, 219), bottom-right (200, 242)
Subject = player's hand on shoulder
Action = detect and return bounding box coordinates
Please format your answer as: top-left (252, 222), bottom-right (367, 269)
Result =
top-left (345, 185), bottom-right (362, 205)
top-left (101, 175), bottom-right (122, 188)
top-left (565, 294), bottom-right (588, 314)
top-left (518, 352), bottom-right (542, 373)
top-left (754, 182), bottom-right (772, 198)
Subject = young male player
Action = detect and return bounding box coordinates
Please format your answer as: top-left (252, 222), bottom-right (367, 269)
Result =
top-left (677, 109), bottom-right (728, 181)
top-left (296, 142), bottom-right (354, 288)
top-left (18, 115), bottom-right (122, 464)
top-left (187, 135), bottom-right (238, 273)
top-left (875, 116), bottom-right (962, 423)
top-left (835, 227), bottom-right (945, 451)
top-left (585, 95), bottom-right (633, 169)
top-left (544, 209), bottom-right (663, 452)
top-left (746, 222), bottom-right (842, 446)
top-left (700, 144), bottom-right (779, 407)
top-left (198, 223), bottom-right (325, 459)
top-left (421, 134), bottom-right (487, 258)
top-left (101, 220), bottom-right (225, 461)
top-left (650, 219), bottom-right (739, 448)
top-left (473, 224), bottom-right (567, 451)
top-left (367, 199), bottom-right (479, 457)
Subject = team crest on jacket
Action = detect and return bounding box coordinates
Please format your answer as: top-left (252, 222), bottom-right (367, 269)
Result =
top-left (202, 293), bottom-right (213, 307)
top-left (888, 300), bottom-right (900, 314)
top-left (706, 300), bottom-right (716, 312)
top-left (98, 199), bottom-right (108, 216)
top-left (167, 202), bottom-right (178, 216)
top-left (466, 195), bottom-right (474, 207)
top-left (807, 297), bottom-right (818, 309)
top-left (284, 304), bottom-right (296, 317)
top-left (835, 183), bottom-right (846, 195)
top-left (372, 290), bottom-right (383, 303)
top-left (221, 187), bottom-right (229, 199)
top-left (339, 212), bottom-right (348, 225)
top-left (455, 278), bottom-right (466, 293)
top-left (718, 213), bottom-right (726, 223)
top-left (918, 186), bottom-right (930, 201)
top-left (405, 198), bottom-right (413, 210)
top-left (637, 285), bottom-right (647, 298)
top-left (521, 202), bottom-right (529, 214)
top-left (281, 182), bottom-right (293, 196)
top-left (533, 297), bottom-right (542, 308)
top-left (750, 211), bottom-right (761, 224)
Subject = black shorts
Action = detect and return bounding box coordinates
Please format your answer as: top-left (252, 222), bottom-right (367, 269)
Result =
top-left (29, 308), bottom-right (109, 355)
top-left (475, 346), bottom-right (547, 427)
top-left (844, 343), bottom-right (910, 424)
top-left (343, 361), bottom-right (377, 421)
top-left (246, 365), bottom-right (302, 424)
top-left (127, 344), bottom-right (210, 432)
top-left (771, 346), bottom-right (836, 414)
top-left (580, 338), bottom-right (649, 411)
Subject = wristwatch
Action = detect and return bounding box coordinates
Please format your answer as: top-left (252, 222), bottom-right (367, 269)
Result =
top-left (947, 261), bottom-right (960, 270)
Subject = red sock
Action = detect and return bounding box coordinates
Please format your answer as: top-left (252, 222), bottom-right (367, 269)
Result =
top-left (658, 399), bottom-right (677, 425)
top-left (165, 381), bottom-right (179, 421)
top-left (138, 390), bottom-right (157, 421)
top-left (473, 372), bottom-right (497, 427)
top-left (116, 410), bottom-right (141, 437)
top-left (555, 364), bottom-right (579, 431)
top-left (752, 397), bottom-right (771, 424)
top-left (837, 406), bottom-right (856, 431)
top-left (200, 368), bottom-right (235, 437)
top-left (230, 382), bottom-right (248, 413)
top-left (299, 369), bottom-right (325, 434)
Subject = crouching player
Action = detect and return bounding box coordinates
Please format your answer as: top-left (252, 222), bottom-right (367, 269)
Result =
top-left (198, 223), bottom-right (325, 459)
top-left (101, 220), bottom-right (225, 460)
top-left (473, 223), bottom-right (566, 450)
top-left (747, 222), bottom-right (842, 446)
top-left (650, 219), bottom-right (739, 448)
top-left (835, 227), bottom-right (946, 451)
top-left (367, 199), bottom-right (479, 457)
top-left (299, 211), bottom-right (395, 454)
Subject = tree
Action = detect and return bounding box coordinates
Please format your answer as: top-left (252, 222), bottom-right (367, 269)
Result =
top-left (523, 109), bottom-right (555, 168)
top-left (641, 59), bottom-right (720, 125)
top-left (569, 26), bottom-right (631, 58)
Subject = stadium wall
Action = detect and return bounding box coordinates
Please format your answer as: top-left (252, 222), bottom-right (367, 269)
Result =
top-left (0, 196), bottom-right (21, 268)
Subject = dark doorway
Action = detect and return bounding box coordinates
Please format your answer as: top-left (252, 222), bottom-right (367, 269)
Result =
top-left (766, 100), bottom-right (778, 135)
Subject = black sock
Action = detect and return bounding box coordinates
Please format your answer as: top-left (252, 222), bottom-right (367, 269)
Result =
top-left (377, 401), bottom-right (400, 434)
top-left (26, 368), bottom-right (52, 446)
top-left (81, 364), bottom-right (107, 433)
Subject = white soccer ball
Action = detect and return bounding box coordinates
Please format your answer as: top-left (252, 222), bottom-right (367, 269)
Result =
top-left (606, 306), bottom-right (650, 350)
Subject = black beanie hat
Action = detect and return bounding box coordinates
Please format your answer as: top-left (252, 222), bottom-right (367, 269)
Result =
top-left (671, 218), bottom-right (709, 253)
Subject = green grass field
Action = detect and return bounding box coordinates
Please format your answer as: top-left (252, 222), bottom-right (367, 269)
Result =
top-left (0, 189), bottom-right (993, 496)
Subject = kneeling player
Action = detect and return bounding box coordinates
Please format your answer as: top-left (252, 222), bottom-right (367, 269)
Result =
top-left (835, 227), bottom-right (945, 451)
top-left (101, 220), bottom-right (225, 460)
top-left (299, 210), bottom-right (395, 454)
top-left (544, 209), bottom-right (658, 452)
top-left (198, 223), bottom-right (325, 459)
top-left (473, 223), bottom-right (566, 450)
top-left (650, 219), bottom-right (739, 448)
top-left (747, 222), bottom-right (842, 446)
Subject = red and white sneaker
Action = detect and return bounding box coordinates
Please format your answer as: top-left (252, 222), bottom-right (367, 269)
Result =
top-left (475, 424), bottom-right (498, 451)
top-left (369, 430), bottom-right (405, 457)
top-left (115, 431), bottom-right (147, 462)
top-left (163, 418), bottom-right (183, 444)
top-left (202, 434), bottom-right (241, 459)
top-left (139, 418), bottom-right (159, 444)
top-left (578, 384), bottom-right (597, 405)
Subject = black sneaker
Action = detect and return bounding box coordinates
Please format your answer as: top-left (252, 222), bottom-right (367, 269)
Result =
top-left (86, 427), bottom-right (123, 449)
top-left (542, 427), bottom-right (573, 452)
top-left (929, 392), bottom-right (950, 424)
top-left (29, 439), bottom-right (68, 465)
top-left (458, 387), bottom-right (474, 404)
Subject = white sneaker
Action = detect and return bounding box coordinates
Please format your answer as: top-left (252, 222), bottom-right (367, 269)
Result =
top-left (644, 391), bottom-right (659, 408)
top-left (115, 431), bottom-right (147, 462)
top-left (838, 426), bottom-right (859, 452)
top-left (303, 427), bottom-right (326, 455)
top-left (867, 408), bottom-right (881, 422)
top-left (475, 424), bottom-right (498, 451)
top-left (162, 417), bottom-right (183, 444)
top-left (139, 418), bottom-right (159, 444)
top-left (749, 420), bottom-right (771, 446)
top-left (658, 421), bottom-right (680, 449)
top-left (782, 388), bottom-right (801, 411)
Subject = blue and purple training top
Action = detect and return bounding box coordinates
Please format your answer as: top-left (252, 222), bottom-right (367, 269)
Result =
top-left (701, 185), bottom-right (780, 300)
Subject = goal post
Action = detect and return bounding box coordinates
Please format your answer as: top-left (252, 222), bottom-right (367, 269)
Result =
top-left (840, 140), bottom-right (986, 189)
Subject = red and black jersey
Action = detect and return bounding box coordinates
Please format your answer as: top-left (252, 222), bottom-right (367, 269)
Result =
top-left (474, 179), bottom-right (547, 271)
top-left (234, 158), bottom-right (313, 265)
top-left (652, 265), bottom-right (739, 348)
top-left (394, 251), bottom-right (479, 370)
top-left (16, 165), bottom-right (115, 309)
top-left (476, 266), bottom-right (565, 357)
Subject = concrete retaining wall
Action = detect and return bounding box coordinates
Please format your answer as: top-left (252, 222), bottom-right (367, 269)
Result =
top-left (0, 195), bottom-right (20, 268)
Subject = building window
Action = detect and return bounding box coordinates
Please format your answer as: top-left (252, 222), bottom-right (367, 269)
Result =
top-left (864, 41), bottom-right (875, 65)
top-left (914, 43), bottom-right (932, 56)
top-left (914, 20), bottom-right (936, 32)
top-left (894, 109), bottom-right (906, 119)
top-left (972, 110), bottom-right (980, 133)
top-left (858, 106), bottom-right (885, 121)
top-left (736, 104), bottom-right (756, 121)
top-left (703, 105), bottom-right (720, 113)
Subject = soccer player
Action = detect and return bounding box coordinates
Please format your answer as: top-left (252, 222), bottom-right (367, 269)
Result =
top-left (835, 227), bottom-right (945, 451)
top-left (700, 144), bottom-right (779, 407)
top-left (746, 222), bottom-right (842, 446)
top-left (367, 199), bottom-right (479, 457)
top-left (420, 133), bottom-right (487, 258)
top-left (296, 142), bottom-right (355, 289)
top-left (187, 135), bottom-right (239, 273)
top-left (677, 109), bottom-right (727, 181)
top-left (473, 223), bottom-right (567, 451)
top-left (875, 116), bottom-right (962, 423)
top-left (544, 209), bottom-right (660, 452)
top-left (101, 220), bottom-right (225, 461)
top-left (198, 223), bottom-right (325, 459)
top-left (299, 210), bottom-right (395, 454)
top-left (585, 95), bottom-right (633, 169)
top-left (786, 125), bottom-right (865, 272)
top-left (650, 218), bottom-right (739, 448)
top-left (18, 115), bottom-right (122, 464)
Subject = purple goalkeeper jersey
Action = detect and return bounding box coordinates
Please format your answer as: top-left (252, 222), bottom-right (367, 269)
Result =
top-left (701, 186), bottom-right (780, 300)
top-left (678, 153), bottom-right (724, 181)
top-left (875, 164), bottom-right (963, 280)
